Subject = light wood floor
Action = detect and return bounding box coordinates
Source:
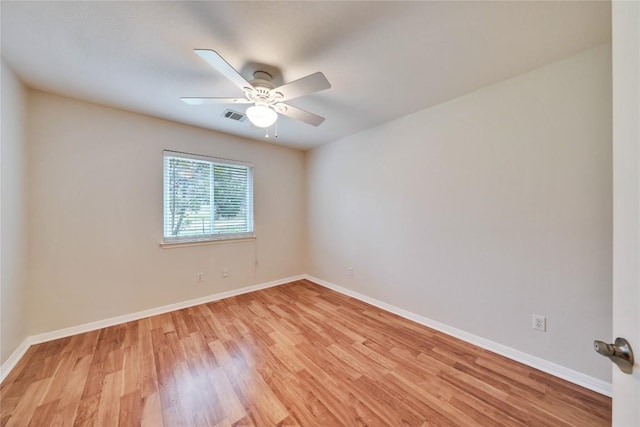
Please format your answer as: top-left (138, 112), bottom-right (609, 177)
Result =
top-left (1, 280), bottom-right (611, 426)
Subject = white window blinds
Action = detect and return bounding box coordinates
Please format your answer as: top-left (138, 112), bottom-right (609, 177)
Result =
top-left (163, 151), bottom-right (254, 243)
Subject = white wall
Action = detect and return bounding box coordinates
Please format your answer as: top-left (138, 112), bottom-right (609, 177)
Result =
top-left (307, 45), bottom-right (612, 381)
top-left (27, 92), bottom-right (306, 334)
top-left (0, 60), bottom-right (29, 364)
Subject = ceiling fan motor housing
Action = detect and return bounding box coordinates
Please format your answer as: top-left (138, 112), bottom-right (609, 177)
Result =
top-left (244, 72), bottom-right (283, 107)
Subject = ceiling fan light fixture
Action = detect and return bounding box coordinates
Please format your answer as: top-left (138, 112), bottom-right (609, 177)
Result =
top-left (246, 104), bottom-right (277, 128)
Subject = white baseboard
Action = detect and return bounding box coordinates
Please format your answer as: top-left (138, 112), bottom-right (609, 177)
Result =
top-left (1, 274), bottom-right (304, 382)
top-left (0, 337), bottom-right (32, 383)
top-left (29, 274), bottom-right (305, 345)
top-left (2, 273), bottom-right (612, 398)
top-left (303, 274), bottom-right (612, 397)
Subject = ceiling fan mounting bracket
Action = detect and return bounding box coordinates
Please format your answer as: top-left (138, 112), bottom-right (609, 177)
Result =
top-left (252, 70), bottom-right (273, 81)
top-left (250, 70), bottom-right (275, 90)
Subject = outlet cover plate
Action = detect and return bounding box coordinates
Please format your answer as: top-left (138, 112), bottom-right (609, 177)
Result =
top-left (533, 315), bottom-right (546, 332)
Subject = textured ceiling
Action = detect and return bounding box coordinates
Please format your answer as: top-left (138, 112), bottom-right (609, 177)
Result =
top-left (1, 1), bottom-right (611, 150)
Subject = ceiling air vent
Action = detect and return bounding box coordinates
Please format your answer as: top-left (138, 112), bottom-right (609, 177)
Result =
top-left (222, 109), bottom-right (247, 122)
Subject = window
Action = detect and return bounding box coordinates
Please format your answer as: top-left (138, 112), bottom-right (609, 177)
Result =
top-left (163, 151), bottom-right (254, 244)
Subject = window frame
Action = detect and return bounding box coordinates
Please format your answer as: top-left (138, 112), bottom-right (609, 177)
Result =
top-left (162, 150), bottom-right (255, 247)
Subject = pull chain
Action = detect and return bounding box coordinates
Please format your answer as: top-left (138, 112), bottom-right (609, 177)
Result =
top-left (275, 119), bottom-right (278, 139)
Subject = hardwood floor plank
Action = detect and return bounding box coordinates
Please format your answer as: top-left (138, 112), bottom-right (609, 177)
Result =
top-left (258, 358), bottom-right (339, 426)
top-left (1, 378), bottom-right (31, 422)
top-left (28, 399), bottom-right (59, 427)
top-left (49, 402), bottom-right (80, 427)
top-left (71, 392), bottom-right (101, 427)
top-left (4, 378), bottom-right (50, 427)
top-left (385, 370), bottom-right (475, 426)
top-left (94, 371), bottom-right (122, 427)
top-left (206, 367), bottom-right (246, 425)
top-left (439, 370), bottom-right (559, 427)
top-left (118, 391), bottom-right (142, 427)
top-left (448, 393), bottom-right (524, 427)
top-left (297, 368), bottom-right (388, 427)
top-left (1, 280), bottom-right (611, 426)
top-left (139, 392), bottom-right (163, 427)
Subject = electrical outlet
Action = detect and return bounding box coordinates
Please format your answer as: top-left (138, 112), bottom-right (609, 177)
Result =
top-left (533, 315), bottom-right (546, 332)
top-left (348, 267), bottom-right (354, 276)
top-left (222, 268), bottom-right (229, 278)
top-left (197, 273), bottom-right (204, 282)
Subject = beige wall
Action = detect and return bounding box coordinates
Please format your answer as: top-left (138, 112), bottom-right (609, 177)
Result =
top-left (307, 45), bottom-right (612, 381)
top-left (27, 92), bottom-right (306, 334)
top-left (1, 60), bottom-right (29, 364)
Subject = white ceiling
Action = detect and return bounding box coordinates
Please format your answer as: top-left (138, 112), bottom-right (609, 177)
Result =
top-left (1, 1), bottom-right (611, 150)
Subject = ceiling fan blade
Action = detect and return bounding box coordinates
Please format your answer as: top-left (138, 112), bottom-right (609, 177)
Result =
top-left (273, 72), bottom-right (331, 102)
top-left (276, 103), bottom-right (326, 127)
top-left (181, 97), bottom-right (251, 105)
top-left (193, 49), bottom-right (253, 91)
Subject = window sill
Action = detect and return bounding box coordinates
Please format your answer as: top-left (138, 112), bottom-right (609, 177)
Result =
top-left (160, 236), bottom-right (256, 249)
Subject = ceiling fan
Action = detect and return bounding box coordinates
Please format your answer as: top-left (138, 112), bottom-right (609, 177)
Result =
top-left (181, 49), bottom-right (331, 129)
